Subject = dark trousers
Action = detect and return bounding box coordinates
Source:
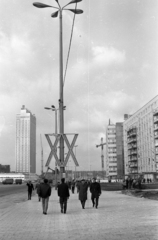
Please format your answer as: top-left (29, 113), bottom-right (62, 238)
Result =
top-left (72, 186), bottom-right (75, 193)
top-left (80, 200), bottom-right (86, 209)
top-left (28, 191), bottom-right (32, 200)
top-left (91, 196), bottom-right (99, 208)
top-left (60, 197), bottom-right (67, 213)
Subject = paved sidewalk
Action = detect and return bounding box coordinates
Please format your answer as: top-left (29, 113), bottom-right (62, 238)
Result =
top-left (0, 188), bottom-right (158, 240)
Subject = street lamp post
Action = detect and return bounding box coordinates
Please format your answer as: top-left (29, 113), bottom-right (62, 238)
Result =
top-left (33, 0), bottom-right (83, 179)
top-left (45, 105), bottom-right (66, 186)
top-left (74, 145), bottom-right (78, 178)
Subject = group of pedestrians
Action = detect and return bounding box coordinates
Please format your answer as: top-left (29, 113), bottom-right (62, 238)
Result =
top-left (26, 177), bottom-right (102, 215)
top-left (122, 176), bottom-right (142, 190)
top-left (78, 178), bottom-right (101, 209)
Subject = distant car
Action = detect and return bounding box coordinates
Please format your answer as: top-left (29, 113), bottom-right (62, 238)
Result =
top-left (15, 179), bottom-right (22, 184)
top-left (2, 179), bottom-right (14, 184)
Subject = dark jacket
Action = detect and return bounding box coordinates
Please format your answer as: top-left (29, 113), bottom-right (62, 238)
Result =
top-left (78, 182), bottom-right (88, 201)
top-left (39, 183), bottom-right (51, 199)
top-left (35, 183), bottom-right (40, 194)
top-left (90, 182), bottom-right (101, 198)
top-left (26, 183), bottom-right (34, 192)
top-left (58, 183), bottom-right (70, 199)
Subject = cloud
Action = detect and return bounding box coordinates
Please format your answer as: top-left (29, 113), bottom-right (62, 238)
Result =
top-left (0, 116), bottom-right (5, 136)
top-left (92, 46), bottom-right (126, 67)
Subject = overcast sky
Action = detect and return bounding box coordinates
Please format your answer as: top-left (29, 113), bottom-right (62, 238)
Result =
top-left (0, 0), bottom-right (158, 174)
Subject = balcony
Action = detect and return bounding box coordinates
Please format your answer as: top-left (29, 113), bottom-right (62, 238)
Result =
top-left (129, 157), bottom-right (137, 162)
top-left (128, 150), bottom-right (137, 156)
top-left (128, 144), bottom-right (137, 150)
top-left (127, 138), bottom-right (137, 143)
top-left (155, 141), bottom-right (158, 146)
top-left (154, 133), bottom-right (158, 139)
top-left (154, 125), bottom-right (158, 131)
top-left (129, 170), bottom-right (138, 174)
top-left (153, 110), bottom-right (158, 116)
top-left (129, 164), bottom-right (138, 168)
top-left (127, 127), bottom-right (136, 133)
top-left (154, 116), bottom-right (158, 123)
top-left (127, 131), bottom-right (137, 137)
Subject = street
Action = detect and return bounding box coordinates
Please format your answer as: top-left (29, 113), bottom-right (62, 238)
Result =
top-left (0, 188), bottom-right (158, 240)
top-left (0, 183), bottom-right (27, 197)
top-left (0, 183), bottom-right (35, 212)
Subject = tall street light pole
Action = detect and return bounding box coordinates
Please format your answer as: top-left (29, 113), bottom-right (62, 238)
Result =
top-left (74, 145), bottom-right (78, 179)
top-left (33, 0), bottom-right (83, 179)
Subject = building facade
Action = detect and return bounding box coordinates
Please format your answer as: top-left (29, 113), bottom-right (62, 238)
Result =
top-left (123, 95), bottom-right (158, 181)
top-left (15, 105), bottom-right (36, 173)
top-left (106, 122), bottom-right (124, 179)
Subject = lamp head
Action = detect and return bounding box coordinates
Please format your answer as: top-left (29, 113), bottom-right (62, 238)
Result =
top-left (51, 11), bottom-right (59, 18)
top-left (68, 0), bottom-right (82, 4)
top-left (66, 9), bottom-right (83, 14)
top-left (33, 2), bottom-right (52, 8)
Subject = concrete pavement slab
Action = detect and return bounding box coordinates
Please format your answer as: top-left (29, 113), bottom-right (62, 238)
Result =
top-left (0, 188), bottom-right (158, 240)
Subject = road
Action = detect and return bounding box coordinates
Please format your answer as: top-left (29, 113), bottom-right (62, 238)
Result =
top-left (0, 183), bottom-right (27, 197)
top-left (0, 183), bottom-right (36, 212)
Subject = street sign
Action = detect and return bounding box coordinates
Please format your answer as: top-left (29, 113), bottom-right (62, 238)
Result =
top-left (45, 133), bottom-right (79, 169)
top-left (45, 134), bottom-right (61, 167)
top-left (63, 134), bottom-right (79, 167)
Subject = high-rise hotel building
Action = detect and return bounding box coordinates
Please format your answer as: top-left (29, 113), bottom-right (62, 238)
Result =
top-left (15, 105), bottom-right (36, 173)
top-left (123, 95), bottom-right (158, 181)
top-left (106, 121), bottom-right (124, 179)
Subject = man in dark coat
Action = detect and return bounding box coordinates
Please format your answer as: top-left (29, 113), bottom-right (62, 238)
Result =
top-left (26, 181), bottom-right (34, 200)
top-left (39, 178), bottom-right (51, 215)
top-left (58, 178), bottom-right (70, 214)
top-left (78, 179), bottom-right (88, 209)
top-left (90, 177), bottom-right (101, 209)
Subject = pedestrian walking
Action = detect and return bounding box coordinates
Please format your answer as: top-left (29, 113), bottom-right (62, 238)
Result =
top-left (90, 177), bottom-right (101, 209)
top-left (35, 180), bottom-right (41, 201)
top-left (58, 178), bottom-right (70, 214)
top-left (39, 178), bottom-right (51, 215)
top-left (78, 179), bottom-right (88, 209)
top-left (26, 181), bottom-right (34, 200)
top-left (71, 180), bottom-right (75, 194)
top-left (76, 180), bottom-right (80, 193)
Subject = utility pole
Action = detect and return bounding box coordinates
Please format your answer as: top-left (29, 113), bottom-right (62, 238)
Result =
top-left (96, 138), bottom-right (106, 179)
top-left (40, 134), bottom-right (43, 176)
top-left (33, 0), bottom-right (83, 180)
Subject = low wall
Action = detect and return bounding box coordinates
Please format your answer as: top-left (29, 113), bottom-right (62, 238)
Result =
top-left (101, 182), bottom-right (158, 191)
top-left (101, 182), bottom-right (123, 191)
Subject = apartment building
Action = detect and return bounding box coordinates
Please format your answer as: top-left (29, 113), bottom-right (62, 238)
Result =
top-left (123, 95), bottom-right (158, 181)
top-left (106, 121), bottom-right (124, 179)
top-left (15, 105), bottom-right (36, 173)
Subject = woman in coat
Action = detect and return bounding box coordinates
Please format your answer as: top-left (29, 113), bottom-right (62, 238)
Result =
top-left (78, 179), bottom-right (88, 209)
